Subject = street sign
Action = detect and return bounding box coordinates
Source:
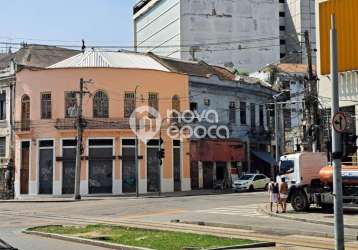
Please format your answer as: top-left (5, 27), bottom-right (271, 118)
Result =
top-left (332, 112), bottom-right (347, 133)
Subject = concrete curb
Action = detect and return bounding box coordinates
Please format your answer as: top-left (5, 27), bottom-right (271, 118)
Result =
top-left (257, 205), bottom-right (358, 230)
top-left (23, 227), bottom-right (274, 250)
top-left (207, 242), bottom-right (276, 249)
top-left (0, 190), bottom-right (233, 203)
top-left (177, 220), bottom-right (358, 240)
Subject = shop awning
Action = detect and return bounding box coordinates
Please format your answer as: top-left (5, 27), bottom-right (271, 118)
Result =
top-left (251, 150), bottom-right (276, 166)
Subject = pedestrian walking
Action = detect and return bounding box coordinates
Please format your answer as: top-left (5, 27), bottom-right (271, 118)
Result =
top-left (268, 178), bottom-right (279, 213)
top-left (279, 177), bottom-right (288, 213)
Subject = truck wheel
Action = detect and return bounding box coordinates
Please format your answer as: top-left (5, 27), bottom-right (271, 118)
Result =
top-left (291, 190), bottom-right (309, 212)
top-left (320, 203), bottom-right (333, 211)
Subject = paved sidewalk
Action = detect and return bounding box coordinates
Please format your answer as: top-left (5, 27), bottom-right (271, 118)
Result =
top-left (0, 189), bottom-right (231, 202)
top-left (259, 204), bottom-right (358, 229)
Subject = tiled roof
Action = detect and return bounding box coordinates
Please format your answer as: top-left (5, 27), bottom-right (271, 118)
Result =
top-left (275, 63), bottom-right (316, 75)
top-left (0, 44), bottom-right (80, 69)
top-left (148, 53), bottom-right (236, 81)
top-left (49, 50), bottom-right (169, 72)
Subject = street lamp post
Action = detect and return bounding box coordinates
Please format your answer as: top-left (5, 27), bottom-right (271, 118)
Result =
top-left (330, 15), bottom-right (345, 250)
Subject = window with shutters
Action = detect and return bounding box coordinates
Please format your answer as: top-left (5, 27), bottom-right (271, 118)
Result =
top-left (41, 92), bottom-right (52, 119)
top-left (240, 102), bottom-right (246, 125)
top-left (0, 137), bottom-right (5, 157)
top-left (21, 95), bottom-right (30, 131)
top-left (229, 101), bottom-right (236, 123)
top-left (148, 92), bottom-right (158, 118)
top-left (250, 103), bottom-right (256, 128)
top-left (65, 92), bottom-right (77, 118)
top-left (93, 90), bottom-right (109, 118)
top-left (124, 92), bottom-right (135, 118)
top-left (259, 105), bottom-right (264, 127)
top-left (0, 92), bottom-right (6, 120)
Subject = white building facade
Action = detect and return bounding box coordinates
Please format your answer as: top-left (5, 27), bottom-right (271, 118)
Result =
top-left (134, 0), bottom-right (280, 73)
top-left (0, 62), bottom-right (14, 169)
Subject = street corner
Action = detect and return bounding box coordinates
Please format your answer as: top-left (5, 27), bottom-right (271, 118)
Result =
top-left (258, 202), bottom-right (358, 230)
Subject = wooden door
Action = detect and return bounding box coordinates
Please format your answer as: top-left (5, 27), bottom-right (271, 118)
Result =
top-left (203, 162), bottom-right (213, 189)
top-left (20, 142), bottom-right (30, 194)
top-left (190, 161), bottom-right (199, 190)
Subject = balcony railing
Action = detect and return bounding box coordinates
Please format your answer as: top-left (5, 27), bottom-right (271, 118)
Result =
top-left (14, 121), bottom-right (31, 132)
top-left (55, 118), bottom-right (131, 130)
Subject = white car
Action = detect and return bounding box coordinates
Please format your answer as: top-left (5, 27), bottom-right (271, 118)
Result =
top-left (232, 174), bottom-right (270, 192)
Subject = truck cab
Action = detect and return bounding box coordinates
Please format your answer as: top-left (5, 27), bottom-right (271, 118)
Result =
top-left (278, 152), bottom-right (328, 211)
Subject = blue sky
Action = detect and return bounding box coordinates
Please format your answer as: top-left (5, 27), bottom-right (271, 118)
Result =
top-left (0, 0), bottom-right (136, 50)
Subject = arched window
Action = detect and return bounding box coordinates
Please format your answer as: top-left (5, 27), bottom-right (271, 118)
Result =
top-left (93, 90), bottom-right (109, 118)
top-left (21, 95), bottom-right (30, 131)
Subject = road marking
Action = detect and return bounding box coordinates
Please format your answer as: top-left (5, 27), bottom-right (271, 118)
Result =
top-left (195, 204), bottom-right (269, 218)
top-left (121, 209), bottom-right (187, 219)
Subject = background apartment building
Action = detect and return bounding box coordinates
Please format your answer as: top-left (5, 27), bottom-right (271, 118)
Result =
top-left (134, 0), bottom-right (280, 73)
top-left (280, 0), bottom-right (316, 64)
top-left (134, 0), bottom-right (317, 73)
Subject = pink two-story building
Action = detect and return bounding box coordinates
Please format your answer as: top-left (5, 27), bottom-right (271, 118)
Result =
top-left (14, 51), bottom-right (191, 197)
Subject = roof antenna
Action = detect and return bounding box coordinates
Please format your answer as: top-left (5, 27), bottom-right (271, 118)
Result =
top-left (81, 39), bottom-right (86, 53)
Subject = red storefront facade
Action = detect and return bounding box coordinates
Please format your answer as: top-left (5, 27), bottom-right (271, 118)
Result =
top-left (190, 139), bottom-right (246, 189)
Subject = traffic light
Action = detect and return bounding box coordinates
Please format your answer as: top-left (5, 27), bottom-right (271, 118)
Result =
top-left (157, 148), bottom-right (165, 159)
top-left (160, 148), bottom-right (165, 159)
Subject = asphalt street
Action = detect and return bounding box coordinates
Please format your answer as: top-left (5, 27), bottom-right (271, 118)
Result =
top-left (0, 191), bottom-right (357, 249)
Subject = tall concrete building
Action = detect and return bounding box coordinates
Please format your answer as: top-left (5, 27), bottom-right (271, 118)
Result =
top-left (133, 0), bottom-right (280, 73)
top-left (133, 0), bottom-right (317, 71)
top-left (280, 0), bottom-right (316, 64)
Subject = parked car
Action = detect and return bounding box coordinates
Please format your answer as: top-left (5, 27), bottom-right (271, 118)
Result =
top-left (232, 174), bottom-right (270, 192)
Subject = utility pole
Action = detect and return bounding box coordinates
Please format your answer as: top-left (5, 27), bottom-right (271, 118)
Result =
top-left (330, 15), bottom-right (345, 250)
top-left (273, 92), bottom-right (289, 166)
top-left (274, 98), bottom-right (280, 165)
top-left (74, 78), bottom-right (91, 201)
top-left (134, 85), bottom-right (140, 197)
top-left (304, 30), bottom-right (319, 152)
top-left (158, 130), bottom-right (162, 196)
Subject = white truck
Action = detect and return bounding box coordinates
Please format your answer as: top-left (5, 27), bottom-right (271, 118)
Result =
top-left (278, 152), bottom-right (358, 211)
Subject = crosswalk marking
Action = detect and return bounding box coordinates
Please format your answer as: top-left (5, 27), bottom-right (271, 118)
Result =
top-left (195, 204), bottom-right (268, 218)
